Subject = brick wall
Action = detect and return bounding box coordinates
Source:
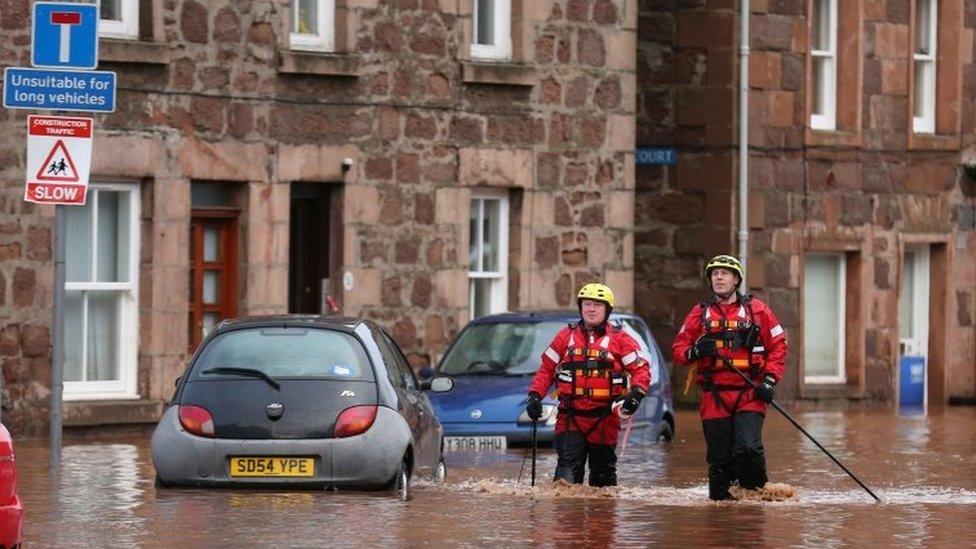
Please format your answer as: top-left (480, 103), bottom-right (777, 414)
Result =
top-left (636, 0), bottom-right (976, 403)
top-left (0, 0), bottom-right (640, 434)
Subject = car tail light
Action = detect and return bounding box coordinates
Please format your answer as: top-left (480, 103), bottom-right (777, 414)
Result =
top-left (0, 451), bottom-right (15, 505)
top-left (179, 405), bottom-right (216, 437)
top-left (334, 405), bottom-right (377, 438)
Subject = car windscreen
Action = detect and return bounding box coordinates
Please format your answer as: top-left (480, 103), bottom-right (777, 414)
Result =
top-left (189, 327), bottom-right (374, 381)
top-left (439, 321), bottom-right (565, 376)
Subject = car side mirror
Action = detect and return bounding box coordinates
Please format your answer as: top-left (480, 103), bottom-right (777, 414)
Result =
top-left (428, 376), bottom-right (453, 393)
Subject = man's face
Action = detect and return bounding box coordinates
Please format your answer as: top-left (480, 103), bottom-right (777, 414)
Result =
top-left (580, 299), bottom-right (608, 326)
top-left (710, 267), bottom-right (739, 295)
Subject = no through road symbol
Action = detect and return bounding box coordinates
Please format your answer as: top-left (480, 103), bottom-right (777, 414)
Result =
top-left (24, 114), bottom-right (92, 205)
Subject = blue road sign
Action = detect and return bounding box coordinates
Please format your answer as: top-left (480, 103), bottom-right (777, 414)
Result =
top-left (32, 2), bottom-right (100, 70)
top-left (3, 67), bottom-right (116, 113)
top-left (635, 147), bottom-right (677, 166)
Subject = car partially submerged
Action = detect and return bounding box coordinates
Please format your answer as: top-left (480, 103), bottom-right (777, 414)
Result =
top-left (152, 315), bottom-right (453, 499)
top-left (0, 422), bottom-right (23, 548)
top-left (425, 311), bottom-right (675, 451)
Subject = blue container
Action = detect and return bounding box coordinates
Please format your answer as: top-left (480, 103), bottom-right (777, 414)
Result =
top-left (898, 356), bottom-right (926, 408)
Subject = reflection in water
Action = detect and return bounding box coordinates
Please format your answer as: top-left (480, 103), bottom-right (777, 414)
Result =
top-left (12, 407), bottom-right (976, 546)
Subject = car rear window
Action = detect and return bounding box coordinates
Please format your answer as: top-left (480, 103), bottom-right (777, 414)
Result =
top-left (190, 327), bottom-right (374, 381)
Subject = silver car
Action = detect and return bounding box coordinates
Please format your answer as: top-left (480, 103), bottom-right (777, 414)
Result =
top-left (151, 315), bottom-right (453, 500)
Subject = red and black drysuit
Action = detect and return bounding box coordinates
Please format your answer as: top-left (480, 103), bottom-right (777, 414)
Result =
top-left (671, 293), bottom-right (787, 499)
top-left (529, 321), bottom-right (651, 486)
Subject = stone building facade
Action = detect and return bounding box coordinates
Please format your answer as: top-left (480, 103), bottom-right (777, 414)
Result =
top-left (0, 0), bottom-right (639, 435)
top-left (636, 0), bottom-right (976, 405)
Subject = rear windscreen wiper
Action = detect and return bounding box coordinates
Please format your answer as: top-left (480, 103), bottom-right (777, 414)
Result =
top-left (201, 367), bottom-right (280, 391)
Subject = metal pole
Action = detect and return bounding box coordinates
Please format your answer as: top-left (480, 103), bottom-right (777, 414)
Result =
top-left (50, 205), bottom-right (65, 468)
top-left (737, 0), bottom-right (751, 287)
top-left (729, 366), bottom-right (880, 502)
top-left (530, 419), bottom-right (537, 487)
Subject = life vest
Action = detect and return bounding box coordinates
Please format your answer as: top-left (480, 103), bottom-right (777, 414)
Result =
top-left (555, 325), bottom-right (628, 403)
top-left (698, 296), bottom-right (764, 377)
top-left (693, 295), bottom-right (769, 416)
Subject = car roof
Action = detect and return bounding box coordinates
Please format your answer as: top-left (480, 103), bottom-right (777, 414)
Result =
top-left (211, 314), bottom-right (367, 335)
top-left (466, 310), bottom-right (644, 325)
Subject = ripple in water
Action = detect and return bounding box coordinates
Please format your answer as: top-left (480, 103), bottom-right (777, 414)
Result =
top-left (424, 478), bottom-right (976, 507)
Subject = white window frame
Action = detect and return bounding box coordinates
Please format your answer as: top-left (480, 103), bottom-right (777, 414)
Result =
top-left (810, 0), bottom-right (838, 130)
top-left (803, 253), bottom-right (846, 384)
top-left (471, 0), bottom-right (512, 61)
top-left (912, 0), bottom-right (938, 134)
top-left (99, 0), bottom-right (139, 40)
top-left (289, 0), bottom-right (335, 52)
top-left (468, 190), bottom-right (509, 320)
top-left (898, 246), bottom-right (930, 357)
top-left (63, 183), bottom-right (141, 401)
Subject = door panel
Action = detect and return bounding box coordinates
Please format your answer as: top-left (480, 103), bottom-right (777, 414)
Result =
top-left (289, 184), bottom-right (342, 314)
top-left (189, 212), bottom-right (238, 352)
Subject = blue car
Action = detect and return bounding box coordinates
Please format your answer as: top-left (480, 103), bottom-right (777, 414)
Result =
top-left (424, 311), bottom-right (675, 451)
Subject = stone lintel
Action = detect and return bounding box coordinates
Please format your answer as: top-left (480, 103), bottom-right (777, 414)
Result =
top-left (278, 144), bottom-right (359, 183)
top-left (178, 139), bottom-right (267, 182)
top-left (458, 147), bottom-right (534, 188)
top-left (92, 135), bottom-right (165, 179)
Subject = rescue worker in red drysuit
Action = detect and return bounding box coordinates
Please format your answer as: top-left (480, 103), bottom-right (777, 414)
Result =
top-left (525, 283), bottom-right (651, 487)
top-left (671, 255), bottom-right (787, 500)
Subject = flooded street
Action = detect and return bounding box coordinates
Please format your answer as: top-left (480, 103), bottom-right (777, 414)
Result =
top-left (15, 407), bottom-right (976, 547)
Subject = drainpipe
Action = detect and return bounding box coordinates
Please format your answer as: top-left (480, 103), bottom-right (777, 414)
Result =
top-left (737, 0), bottom-right (750, 287)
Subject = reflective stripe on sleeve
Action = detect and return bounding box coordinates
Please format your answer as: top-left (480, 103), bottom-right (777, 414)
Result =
top-left (770, 324), bottom-right (784, 338)
top-left (621, 351), bottom-right (638, 365)
top-left (544, 346), bottom-right (560, 363)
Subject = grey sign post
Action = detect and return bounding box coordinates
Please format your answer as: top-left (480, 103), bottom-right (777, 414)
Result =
top-left (3, 2), bottom-right (117, 468)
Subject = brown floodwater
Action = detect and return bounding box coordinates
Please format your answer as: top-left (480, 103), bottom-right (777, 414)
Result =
top-left (13, 407), bottom-right (976, 547)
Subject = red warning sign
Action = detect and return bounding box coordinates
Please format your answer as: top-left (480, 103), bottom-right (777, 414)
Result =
top-left (34, 140), bottom-right (80, 182)
top-left (24, 115), bottom-right (93, 206)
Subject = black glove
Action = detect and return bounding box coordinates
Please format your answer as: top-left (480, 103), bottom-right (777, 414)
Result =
top-left (525, 392), bottom-right (543, 421)
top-left (620, 388), bottom-right (645, 416)
top-left (755, 375), bottom-right (776, 403)
top-left (685, 338), bottom-right (717, 361)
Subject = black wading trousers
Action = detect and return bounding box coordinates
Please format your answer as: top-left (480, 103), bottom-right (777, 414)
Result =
top-left (553, 430), bottom-right (617, 487)
top-left (702, 411), bottom-right (767, 500)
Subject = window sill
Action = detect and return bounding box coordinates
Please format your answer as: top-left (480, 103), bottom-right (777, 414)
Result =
top-left (799, 383), bottom-right (864, 400)
top-left (98, 39), bottom-right (170, 65)
top-left (64, 399), bottom-right (165, 427)
top-left (804, 128), bottom-right (862, 148)
top-left (278, 51), bottom-right (361, 77)
top-left (461, 61), bottom-right (537, 87)
top-left (908, 132), bottom-right (961, 151)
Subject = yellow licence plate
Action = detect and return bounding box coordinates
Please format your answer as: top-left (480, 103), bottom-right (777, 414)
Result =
top-left (229, 457), bottom-right (315, 477)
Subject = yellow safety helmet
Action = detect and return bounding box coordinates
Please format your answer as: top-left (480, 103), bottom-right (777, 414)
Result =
top-left (704, 254), bottom-right (744, 285)
top-left (576, 282), bottom-right (615, 310)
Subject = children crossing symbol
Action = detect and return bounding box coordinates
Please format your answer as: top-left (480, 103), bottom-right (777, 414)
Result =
top-left (35, 140), bottom-right (79, 182)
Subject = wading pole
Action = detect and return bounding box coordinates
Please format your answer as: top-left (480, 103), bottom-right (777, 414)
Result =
top-left (618, 416), bottom-right (633, 458)
top-left (531, 419), bottom-right (538, 487)
top-left (731, 367), bottom-right (880, 502)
